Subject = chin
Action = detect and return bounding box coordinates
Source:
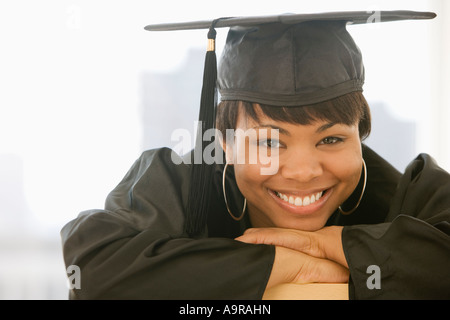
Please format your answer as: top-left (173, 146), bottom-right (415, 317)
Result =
top-left (269, 214), bottom-right (330, 231)
top-left (285, 220), bottom-right (327, 232)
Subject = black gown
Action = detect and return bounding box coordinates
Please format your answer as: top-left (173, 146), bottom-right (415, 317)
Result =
top-left (60, 144), bottom-right (450, 299)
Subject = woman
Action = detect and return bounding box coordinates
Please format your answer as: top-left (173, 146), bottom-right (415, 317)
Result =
top-left (61, 12), bottom-right (449, 299)
top-left (216, 93), bottom-right (371, 293)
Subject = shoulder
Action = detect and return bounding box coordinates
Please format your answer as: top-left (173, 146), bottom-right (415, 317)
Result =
top-left (127, 147), bottom-right (191, 179)
top-left (386, 152), bottom-right (450, 221)
top-left (104, 147), bottom-right (193, 214)
top-left (138, 147), bottom-right (189, 167)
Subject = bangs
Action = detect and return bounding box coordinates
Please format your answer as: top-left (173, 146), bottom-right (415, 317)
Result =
top-left (216, 91), bottom-right (371, 141)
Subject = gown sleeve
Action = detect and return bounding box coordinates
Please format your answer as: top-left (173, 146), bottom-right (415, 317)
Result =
top-left (60, 148), bottom-right (274, 299)
top-left (342, 153), bottom-right (450, 299)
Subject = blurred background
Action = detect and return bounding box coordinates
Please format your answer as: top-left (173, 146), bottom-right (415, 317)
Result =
top-left (0, 0), bottom-right (448, 299)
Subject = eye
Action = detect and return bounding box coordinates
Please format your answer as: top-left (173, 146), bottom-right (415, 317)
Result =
top-left (320, 136), bottom-right (343, 145)
top-left (260, 139), bottom-right (282, 149)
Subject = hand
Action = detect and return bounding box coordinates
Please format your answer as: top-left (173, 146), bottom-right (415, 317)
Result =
top-left (266, 246), bottom-right (349, 289)
top-left (235, 226), bottom-right (348, 268)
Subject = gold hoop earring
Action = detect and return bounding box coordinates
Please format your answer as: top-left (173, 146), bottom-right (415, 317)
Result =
top-left (222, 163), bottom-right (247, 221)
top-left (339, 159), bottom-right (367, 215)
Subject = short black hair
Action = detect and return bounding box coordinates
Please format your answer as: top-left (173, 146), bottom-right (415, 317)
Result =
top-left (216, 91), bottom-right (371, 143)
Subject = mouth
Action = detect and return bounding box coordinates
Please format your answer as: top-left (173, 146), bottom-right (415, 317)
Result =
top-left (274, 190), bottom-right (325, 207)
top-left (268, 187), bottom-right (332, 215)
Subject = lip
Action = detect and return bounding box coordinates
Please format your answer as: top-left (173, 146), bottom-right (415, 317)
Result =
top-left (267, 187), bottom-right (333, 216)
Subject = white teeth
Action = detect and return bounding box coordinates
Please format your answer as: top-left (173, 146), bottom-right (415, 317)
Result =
top-left (275, 191), bottom-right (323, 207)
top-left (289, 196), bottom-right (294, 204)
top-left (303, 196), bottom-right (310, 206)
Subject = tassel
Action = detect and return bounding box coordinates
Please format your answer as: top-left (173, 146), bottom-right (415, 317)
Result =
top-left (184, 21), bottom-right (219, 237)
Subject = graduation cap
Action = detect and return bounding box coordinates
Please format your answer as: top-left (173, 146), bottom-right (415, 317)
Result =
top-left (144, 11), bottom-right (436, 237)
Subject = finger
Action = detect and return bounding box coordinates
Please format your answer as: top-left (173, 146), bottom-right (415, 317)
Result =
top-left (235, 228), bottom-right (286, 245)
top-left (296, 257), bottom-right (349, 284)
top-left (236, 228), bottom-right (314, 255)
top-left (235, 228), bottom-right (276, 244)
top-left (242, 228), bottom-right (260, 235)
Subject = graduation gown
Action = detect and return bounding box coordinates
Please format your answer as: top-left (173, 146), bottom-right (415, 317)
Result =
top-left (60, 145), bottom-right (450, 299)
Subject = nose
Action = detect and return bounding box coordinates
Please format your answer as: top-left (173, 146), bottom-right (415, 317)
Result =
top-left (279, 148), bottom-right (323, 182)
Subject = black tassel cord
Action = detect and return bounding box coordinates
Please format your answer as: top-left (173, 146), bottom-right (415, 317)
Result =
top-left (184, 23), bottom-right (219, 237)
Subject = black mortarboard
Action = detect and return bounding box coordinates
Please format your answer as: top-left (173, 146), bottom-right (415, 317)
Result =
top-left (144, 11), bottom-right (436, 236)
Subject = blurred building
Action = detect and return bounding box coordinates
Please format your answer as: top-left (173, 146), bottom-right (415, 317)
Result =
top-left (364, 102), bottom-right (416, 172)
top-left (0, 154), bottom-right (68, 299)
top-left (140, 49), bottom-right (204, 152)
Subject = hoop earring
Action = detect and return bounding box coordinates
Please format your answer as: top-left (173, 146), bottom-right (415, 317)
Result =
top-left (222, 163), bottom-right (247, 221)
top-left (338, 159), bottom-right (367, 215)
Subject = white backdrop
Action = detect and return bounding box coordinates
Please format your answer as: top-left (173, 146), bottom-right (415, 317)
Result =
top-left (0, 0), bottom-right (448, 299)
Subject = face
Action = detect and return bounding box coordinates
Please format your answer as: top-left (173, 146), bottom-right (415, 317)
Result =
top-left (223, 105), bottom-right (363, 231)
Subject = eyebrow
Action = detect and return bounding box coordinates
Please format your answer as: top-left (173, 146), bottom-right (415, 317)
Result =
top-left (251, 122), bottom-right (338, 136)
top-left (317, 122), bottom-right (337, 133)
top-left (251, 124), bottom-right (291, 136)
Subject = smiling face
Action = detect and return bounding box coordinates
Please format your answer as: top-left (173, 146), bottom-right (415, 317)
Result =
top-left (223, 104), bottom-right (363, 231)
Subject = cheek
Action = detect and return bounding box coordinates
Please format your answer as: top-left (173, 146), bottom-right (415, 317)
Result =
top-left (233, 163), bottom-right (266, 196)
top-left (233, 134), bottom-right (255, 165)
top-left (330, 150), bottom-right (363, 189)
